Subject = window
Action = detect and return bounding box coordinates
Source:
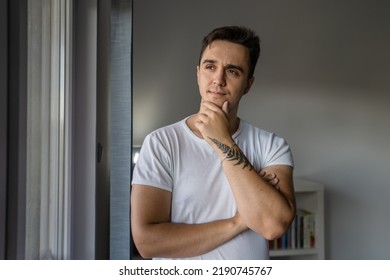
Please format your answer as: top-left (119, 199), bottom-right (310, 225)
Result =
top-left (26, 0), bottom-right (73, 259)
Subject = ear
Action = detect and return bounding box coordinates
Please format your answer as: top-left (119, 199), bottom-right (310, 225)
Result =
top-left (196, 65), bottom-right (200, 84)
top-left (243, 76), bottom-right (255, 95)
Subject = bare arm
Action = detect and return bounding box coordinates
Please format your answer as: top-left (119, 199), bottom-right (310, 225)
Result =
top-left (222, 161), bottom-right (295, 239)
top-left (130, 185), bottom-right (247, 259)
top-left (195, 101), bottom-right (296, 240)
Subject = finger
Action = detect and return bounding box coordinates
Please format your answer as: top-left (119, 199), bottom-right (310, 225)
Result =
top-left (199, 104), bottom-right (214, 116)
top-left (201, 101), bottom-right (224, 113)
top-left (199, 106), bottom-right (224, 122)
top-left (270, 178), bottom-right (279, 186)
top-left (264, 173), bottom-right (276, 181)
top-left (201, 101), bottom-right (219, 109)
top-left (222, 101), bottom-right (229, 115)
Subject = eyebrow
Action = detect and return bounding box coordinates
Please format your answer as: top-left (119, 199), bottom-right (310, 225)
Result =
top-left (202, 59), bottom-right (245, 74)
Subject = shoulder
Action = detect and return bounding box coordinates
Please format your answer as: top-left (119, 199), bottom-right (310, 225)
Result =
top-left (239, 119), bottom-right (282, 141)
top-left (144, 118), bottom-right (187, 144)
top-left (238, 119), bottom-right (293, 165)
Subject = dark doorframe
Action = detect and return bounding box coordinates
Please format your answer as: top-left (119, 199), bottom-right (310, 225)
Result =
top-left (0, 0), bottom-right (9, 260)
top-left (5, 0), bottom-right (28, 260)
top-left (108, 0), bottom-right (133, 260)
top-left (95, 0), bottom-right (133, 259)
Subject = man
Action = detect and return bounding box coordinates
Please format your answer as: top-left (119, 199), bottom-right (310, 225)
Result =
top-left (131, 26), bottom-right (296, 260)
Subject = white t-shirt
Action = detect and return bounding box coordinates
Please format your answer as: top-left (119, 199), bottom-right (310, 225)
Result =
top-left (132, 117), bottom-right (294, 260)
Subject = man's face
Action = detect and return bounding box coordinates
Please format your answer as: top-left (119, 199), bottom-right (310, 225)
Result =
top-left (197, 40), bottom-right (254, 111)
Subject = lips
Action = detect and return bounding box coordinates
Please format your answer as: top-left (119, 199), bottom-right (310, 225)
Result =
top-left (208, 90), bottom-right (226, 97)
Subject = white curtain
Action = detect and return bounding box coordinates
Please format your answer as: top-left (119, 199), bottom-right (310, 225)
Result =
top-left (26, 0), bottom-right (73, 259)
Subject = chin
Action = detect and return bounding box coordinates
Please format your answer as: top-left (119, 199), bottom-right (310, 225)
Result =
top-left (204, 97), bottom-right (225, 108)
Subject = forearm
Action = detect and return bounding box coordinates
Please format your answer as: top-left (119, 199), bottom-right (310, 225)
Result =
top-left (208, 137), bottom-right (295, 239)
top-left (222, 159), bottom-right (295, 239)
top-left (132, 216), bottom-right (246, 259)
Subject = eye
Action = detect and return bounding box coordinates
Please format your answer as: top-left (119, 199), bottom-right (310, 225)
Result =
top-left (227, 68), bottom-right (240, 76)
top-left (204, 64), bottom-right (216, 70)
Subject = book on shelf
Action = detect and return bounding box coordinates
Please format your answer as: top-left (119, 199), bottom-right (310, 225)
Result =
top-left (269, 208), bottom-right (315, 250)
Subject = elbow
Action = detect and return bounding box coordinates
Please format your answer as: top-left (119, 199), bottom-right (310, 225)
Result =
top-left (131, 227), bottom-right (158, 259)
top-left (136, 246), bottom-right (154, 260)
top-left (253, 222), bottom-right (289, 241)
top-left (132, 235), bottom-right (155, 259)
top-left (261, 224), bottom-right (288, 241)
top-left (251, 212), bottom-right (296, 240)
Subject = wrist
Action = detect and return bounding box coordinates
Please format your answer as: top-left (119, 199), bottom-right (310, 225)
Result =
top-left (221, 143), bottom-right (238, 164)
top-left (207, 137), bottom-right (236, 159)
top-left (229, 214), bottom-right (248, 234)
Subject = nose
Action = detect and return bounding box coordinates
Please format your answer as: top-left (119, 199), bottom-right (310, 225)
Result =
top-left (213, 69), bottom-right (226, 86)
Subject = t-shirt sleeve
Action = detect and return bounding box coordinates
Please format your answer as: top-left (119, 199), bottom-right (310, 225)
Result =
top-left (262, 133), bottom-right (294, 168)
top-left (131, 133), bottom-right (173, 192)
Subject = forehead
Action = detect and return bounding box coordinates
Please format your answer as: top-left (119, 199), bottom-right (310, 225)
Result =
top-left (200, 40), bottom-right (250, 69)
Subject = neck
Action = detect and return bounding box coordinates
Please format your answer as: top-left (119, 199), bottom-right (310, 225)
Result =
top-left (227, 115), bottom-right (240, 135)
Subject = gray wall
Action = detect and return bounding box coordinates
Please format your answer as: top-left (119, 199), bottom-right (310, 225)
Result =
top-left (133, 0), bottom-right (390, 259)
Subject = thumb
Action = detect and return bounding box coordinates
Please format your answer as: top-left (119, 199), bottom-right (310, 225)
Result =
top-left (222, 101), bottom-right (229, 115)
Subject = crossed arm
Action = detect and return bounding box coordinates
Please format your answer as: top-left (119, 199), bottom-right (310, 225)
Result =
top-left (131, 185), bottom-right (246, 258)
top-left (131, 102), bottom-right (296, 259)
top-left (194, 101), bottom-right (296, 239)
top-left (131, 169), bottom-right (284, 259)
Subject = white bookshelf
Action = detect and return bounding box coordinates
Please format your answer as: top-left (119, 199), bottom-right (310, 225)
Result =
top-left (270, 178), bottom-right (325, 260)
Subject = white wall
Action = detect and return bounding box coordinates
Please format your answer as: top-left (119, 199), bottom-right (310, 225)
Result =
top-left (133, 0), bottom-right (390, 259)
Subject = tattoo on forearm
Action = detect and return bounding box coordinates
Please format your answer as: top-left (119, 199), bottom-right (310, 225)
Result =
top-left (208, 137), bottom-right (253, 170)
